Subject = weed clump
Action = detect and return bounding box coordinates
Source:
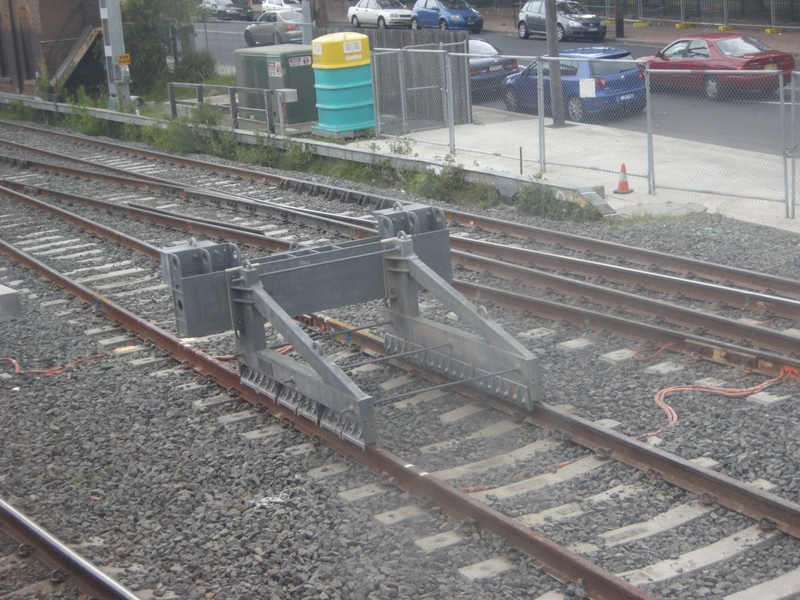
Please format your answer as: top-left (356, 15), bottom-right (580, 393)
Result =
top-left (515, 181), bottom-right (602, 222)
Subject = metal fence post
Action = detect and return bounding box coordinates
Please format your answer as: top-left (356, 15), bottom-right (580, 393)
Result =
top-left (446, 52), bottom-right (455, 155)
top-left (229, 87), bottom-right (238, 130)
top-left (372, 51), bottom-right (381, 138)
top-left (792, 72), bottom-right (797, 219)
top-left (722, 0), bottom-right (729, 26)
top-left (168, 83), bottom-right (177, 118)
top-left (537, 58), bottom-right (545, 173)
top-left (780, 71), bottom-right (790, 218)
top-left (646, 67), bottom-right (655, 194)
top-left (770, 0), bottom-right (777, 26)
top-left (398, 51), bottom-right (408, 135)
top-left (197, 85), bottom-right (204, 105)
top-left (680, 0), bottom-right (685, 23)
top-left (264, 90), bottom-right (275, 133)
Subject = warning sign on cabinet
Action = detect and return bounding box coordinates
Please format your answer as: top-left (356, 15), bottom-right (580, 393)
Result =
top-left (289, 56), bottom-right (312, 67)
top-left (268, 61), bottom-right (282, 77)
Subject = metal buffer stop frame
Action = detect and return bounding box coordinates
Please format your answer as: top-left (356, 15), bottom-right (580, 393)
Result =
top-left (160, 203), bottom-right (543, 448)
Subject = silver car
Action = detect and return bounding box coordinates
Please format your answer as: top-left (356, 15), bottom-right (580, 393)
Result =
top-left (517, 1), bottom-right (605, 42)
top-left (348, 0), bottom-right (413, 29)
top-left (261, 0), bottom-right (302, 9)
top-left (244, 10), bottom-right (303, 46)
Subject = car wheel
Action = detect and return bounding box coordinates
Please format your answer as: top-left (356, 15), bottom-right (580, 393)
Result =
top-left (518, 21), bottom-right (529, 39)
top-left (556, 23), bottom-right (565, 41)
top-left (439, 19), bottom-right (448, 29)
top-left (566, 96), bottom-right (586, 122)
top-left (503, 88), bottom-right (521, 113)
top-left (351, 15), bottom-right (360, 27)
top-left (704, 75), bottom-right (722, 100)
top-left (378, 17), bottom-right (387, 28)
top-left (244, 30), bottom-right (256, 46)
top-left (275, 32), bottom-right (283, 44)
top-left (411, 17), bottom-right (419, 29)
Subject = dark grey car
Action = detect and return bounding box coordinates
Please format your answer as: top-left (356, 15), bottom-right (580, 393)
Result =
top-left (244, 10), bottom-right (303, 45)
top-left (517, 1), bottom-right (605, 42)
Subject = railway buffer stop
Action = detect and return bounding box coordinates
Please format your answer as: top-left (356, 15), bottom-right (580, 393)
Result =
top-left (160, 203), bottom-right (542, 449)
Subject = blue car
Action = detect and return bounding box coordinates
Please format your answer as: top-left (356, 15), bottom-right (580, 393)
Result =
top-left (500, 47), bottom-right (645, 122)
top-left (411, 0), bottom-right (483, 32)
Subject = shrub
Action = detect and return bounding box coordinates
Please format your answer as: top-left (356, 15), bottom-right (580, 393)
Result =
top-left (173, 51), bottom-right (217, 84)
top-left (515, 182), bottom-right (602, 222)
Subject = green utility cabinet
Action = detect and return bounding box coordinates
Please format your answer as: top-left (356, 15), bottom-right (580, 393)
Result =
top-left (234, 45), bottom-right (317, 125)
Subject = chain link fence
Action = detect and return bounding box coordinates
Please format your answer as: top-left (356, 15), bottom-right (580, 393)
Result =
top-left (372, 46), bottom-right (798, 214)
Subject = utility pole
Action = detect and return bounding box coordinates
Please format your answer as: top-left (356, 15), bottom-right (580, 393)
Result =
top-left (544, 0), bottom-right (564, 126)
top-left (100, 0), bottom-right (130, 110)
top-left (615, 0), bottom-right (624, 38)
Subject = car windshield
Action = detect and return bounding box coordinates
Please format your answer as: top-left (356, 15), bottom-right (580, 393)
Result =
top-left (440, 0), bottom-right (472, 9)
top-left (469, 40), bottom-right (499, 55)
top-left (279, 11), bottom-right (302, 20)
top-left (588, 54), bottom-right (638, 75)
top-left (229, 0), bottom-right (247, 5)
top-left (377, 0), bottom-right (406, 7)
top-left (557, 2), bottom-right (590, 14)
top-left (715, 36), bottom-right (771, 56)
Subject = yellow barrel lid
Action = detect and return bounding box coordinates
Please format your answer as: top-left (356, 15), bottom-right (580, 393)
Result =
top-left (311, 32), bottom-right (371, 69)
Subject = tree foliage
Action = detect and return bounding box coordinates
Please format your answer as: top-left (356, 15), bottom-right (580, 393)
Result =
top-left (122, 0), bottom-right (198, 91)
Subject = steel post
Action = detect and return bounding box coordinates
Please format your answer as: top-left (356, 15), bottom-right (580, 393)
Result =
top-left (781, 71), bottom-right (789, 218)
top-left (537, 59), bottom-right (545, 173)
top-left (398, 51), bottom-right (408, 135)
top-left (722, 0), bottom-right (729, 25)
top-left (680, 0), bottom-right (685, 23)
top-left (168, 83), bottom-right (177, 118)
top-left (771, 0), bottom-right (777, 26)
top-left (446, 53), bottom-right (455, 154)
top-left (646, 68), bottom-right (655, 194)
top-left (792, 72), bottom-right (797, 219)
top-left (372, 52), bottom-right (382, 138)
top-left (229, 87), bottom-right (238, 130)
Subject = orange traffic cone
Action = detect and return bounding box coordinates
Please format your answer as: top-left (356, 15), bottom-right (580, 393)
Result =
top-left (614, 164), bottom-right (633, 194)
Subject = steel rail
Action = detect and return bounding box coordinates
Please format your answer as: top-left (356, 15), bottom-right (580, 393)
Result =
top-left (0, 182), bottom-right (291, 252)
top-left (444, 212), bottom-right (800, 300)
top-left (2, 121), bottom-right (799, 298)
top-left (0, 243), bottom-right (655, 600)
top-left (3, 177), bottom-right (796, 380)
top-left (0, 497), bottom-right (139, 600)
top-left (452, 237), bottom-right (800, 320)
top-left (452, 279), bottom-right (800, 376)
top-left (453, 250), bottom-right (800, 357)
top-left (0, 152), bottom-right (376, 240)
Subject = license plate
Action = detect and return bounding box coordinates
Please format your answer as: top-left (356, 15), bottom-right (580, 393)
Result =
top-left (588, 27), bottom-right (598, 31)
top-left (764, 63), bottom-right (777, 69)
top-left (403, 19), bottom-right (410, 24)
top-left (489, 64), bottom-right (502, 71)
top-left (240, 13), bottom-right (247, 16)
top-left (619, 93), bottom-right (634, 100)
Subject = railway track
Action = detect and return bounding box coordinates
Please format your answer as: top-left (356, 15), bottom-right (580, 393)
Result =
top-left (1, 118), bottom-right (800, 599)
top-left (0, 497), bottom-right (139, 599)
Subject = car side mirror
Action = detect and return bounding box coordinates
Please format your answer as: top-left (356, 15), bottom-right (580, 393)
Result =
top-left (655, 50), bottom-right (662, 58)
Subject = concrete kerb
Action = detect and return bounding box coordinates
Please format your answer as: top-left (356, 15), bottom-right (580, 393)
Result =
top-left (0, 92), bottom-right (612, 214)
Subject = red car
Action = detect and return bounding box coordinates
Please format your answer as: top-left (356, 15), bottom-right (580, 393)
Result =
top-left (639, 33), bottom-right (795, 100)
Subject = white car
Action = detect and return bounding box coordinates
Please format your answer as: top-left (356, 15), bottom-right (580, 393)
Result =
top-left (348, 0), bottom-right (413, 28)
top-left (261, 0), bottom-right (302, 9)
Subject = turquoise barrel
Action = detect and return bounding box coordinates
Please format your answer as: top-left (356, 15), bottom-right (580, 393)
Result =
top-left (311, 33), bottom-right (375, 134)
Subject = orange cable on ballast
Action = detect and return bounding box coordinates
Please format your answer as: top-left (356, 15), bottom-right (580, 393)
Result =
top-left (1, 353), bottom-right (108, 377)
top-left (652, 366), bottom-right (798, 426)
top-left (633, 341), bottom-right (678, 361)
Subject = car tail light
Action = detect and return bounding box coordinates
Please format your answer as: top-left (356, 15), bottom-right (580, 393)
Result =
top-left (594, 77), bottom-right (607, 88)
top-left (286, 24), bottom-right (295, 29)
